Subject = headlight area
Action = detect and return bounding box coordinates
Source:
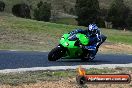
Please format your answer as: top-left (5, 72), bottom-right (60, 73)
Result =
top-left (65, 42), bottom-right (69, 46)
top-left (61, 37), bottom-right (65, 40)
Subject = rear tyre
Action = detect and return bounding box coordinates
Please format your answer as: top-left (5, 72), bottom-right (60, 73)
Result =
top-left (48, 47), bottom-right (65, 61)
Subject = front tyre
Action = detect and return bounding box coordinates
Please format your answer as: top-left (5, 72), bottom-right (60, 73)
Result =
top-left (48, 47), bottom-right (65, 61)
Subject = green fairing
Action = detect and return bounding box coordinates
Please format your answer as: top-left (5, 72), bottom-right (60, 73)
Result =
top-left (76, 33), bottom-right (89, 45)
top-left (59, 33), bottom-right (89, 58)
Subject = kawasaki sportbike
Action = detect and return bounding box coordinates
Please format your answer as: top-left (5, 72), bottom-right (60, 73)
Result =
top-left (48, 33), bottom-right (96, 61)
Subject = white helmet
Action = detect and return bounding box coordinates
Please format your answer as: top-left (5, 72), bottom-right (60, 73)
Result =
top-left (88, 24), bottom-right (98, 35)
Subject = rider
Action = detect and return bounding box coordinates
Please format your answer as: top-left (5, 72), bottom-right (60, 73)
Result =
top-left (69, 24), bottom-right (106, 59)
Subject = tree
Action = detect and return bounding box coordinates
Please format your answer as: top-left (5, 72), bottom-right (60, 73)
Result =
top-left (0, 1), bottom-right (5, 12)
top-left (34, 2), bottom-right (51, 22)
top-left (106, 0), bottom-right (130, 28)
top-left (70, 8), bottom-right (75, 15)
top-left (75, 0), bottom-right (100, 26)
top-left (37, 1), bottom-right (43, 8)
top-left (12, 3), bottom-right (31, 18)
top-left (126, 14), bottom-right (132, 30)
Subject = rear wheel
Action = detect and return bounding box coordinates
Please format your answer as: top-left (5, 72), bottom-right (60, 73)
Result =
top-left (48, 47), bottom-right (65, 61)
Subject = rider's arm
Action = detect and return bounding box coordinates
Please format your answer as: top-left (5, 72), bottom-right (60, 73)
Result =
top-left (69, 29), bottom-right (85, 35)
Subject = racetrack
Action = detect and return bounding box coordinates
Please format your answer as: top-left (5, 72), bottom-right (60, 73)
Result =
top-left (0, 50), bottom-right (132, 73)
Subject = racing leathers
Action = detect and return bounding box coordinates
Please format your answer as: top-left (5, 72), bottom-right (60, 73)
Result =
top-left (69, 28), bottom-right (106, 58)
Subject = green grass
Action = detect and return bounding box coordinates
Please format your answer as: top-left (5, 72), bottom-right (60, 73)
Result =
top-left (0, 67), bottom-right (131, 86)
top-left (101, 28), bottom-right (132, 44)
top-left (0, 13), bottom-right (81, 51)
top-left (54, 18), bottom-right (78, 25)
top-left (0, 70), bottom-right (76, 86)
top-left (0, 13), bottom-right (131, 51)
top-left (86, 67), bottom-right (116, 74)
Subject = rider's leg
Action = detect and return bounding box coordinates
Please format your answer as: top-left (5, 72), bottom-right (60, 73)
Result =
top-left (84, 46), bottom-right (96, 59)
top-left (95, 34), bottom-right (107, 54)
top-left (89, 49), bottom-right (96, 57)
top-left (101, 34), bottom-right (107, 43)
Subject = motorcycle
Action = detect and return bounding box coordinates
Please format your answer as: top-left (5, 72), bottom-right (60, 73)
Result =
top-left (48, 33), bottom-right (95, 61)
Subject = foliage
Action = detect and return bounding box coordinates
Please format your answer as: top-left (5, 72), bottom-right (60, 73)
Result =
top-left (126, 14), bottom-right (132, 30)
top-left (75, 0), bottom-right (100, 26)
top-left (0, 1), bottom-right (5, 12)
top-left (34, 1), bottom-right (51, 22)
top-left (106, 0), bottom-right (130, 28)
top-left (12, 3), bottom-right (31, 18)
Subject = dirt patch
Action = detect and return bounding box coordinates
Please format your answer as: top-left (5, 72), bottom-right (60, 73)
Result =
top-left (0, 77), bottom-right (131, 88)
top-left (99, 42), bottom-right (132, 54)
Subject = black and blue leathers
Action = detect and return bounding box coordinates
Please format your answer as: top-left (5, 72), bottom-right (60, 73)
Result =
top-left (69, 28), bottom-right (107, 57)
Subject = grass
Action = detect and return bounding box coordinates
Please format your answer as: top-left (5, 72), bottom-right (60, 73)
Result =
top-left (86, 67), bottom-right (116, 74)
top-left (0, 13), bottom-right (80, 50)
top-left (0, 70), bottom-right (75, 86)
top-left (101, 28), bottom-right (132, 44)
top-left (54, 18), bottom-right (78, 25)
top-left (0, 13), bottom-right (132, 51)
top-left (0, 67), bottom-right (131, 86)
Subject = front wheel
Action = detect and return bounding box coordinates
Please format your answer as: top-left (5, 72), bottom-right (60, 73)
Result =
top-left (48, 47), bottom-right (65, 61)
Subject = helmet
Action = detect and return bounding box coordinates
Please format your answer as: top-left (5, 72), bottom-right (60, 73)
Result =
top-left (88, 24), bottom-right (98, 35)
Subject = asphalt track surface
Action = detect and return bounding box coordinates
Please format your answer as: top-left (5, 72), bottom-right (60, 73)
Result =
top-left (0, 50), bottom-right (132, 73)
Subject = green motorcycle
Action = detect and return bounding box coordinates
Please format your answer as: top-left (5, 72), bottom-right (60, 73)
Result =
top-left (48, 33), bottom-right (93, 61)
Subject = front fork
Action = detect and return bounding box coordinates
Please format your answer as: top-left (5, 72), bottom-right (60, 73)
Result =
top-left (57, 44), bottom-right (67, 57)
